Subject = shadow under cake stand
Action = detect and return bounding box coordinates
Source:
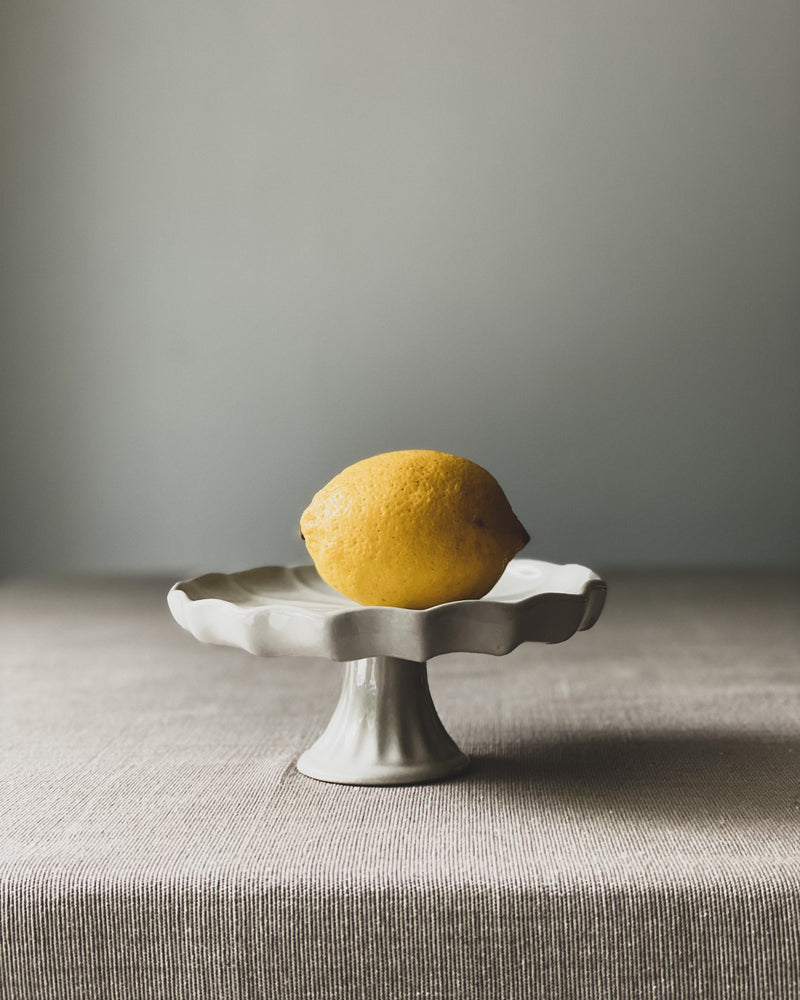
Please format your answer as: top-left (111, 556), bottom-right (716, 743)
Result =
top-left (167, 559), bottom-right (606, 786)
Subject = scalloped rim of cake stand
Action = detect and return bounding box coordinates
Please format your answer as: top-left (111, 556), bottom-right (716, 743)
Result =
top-left (167, 559), bottom-right (606, 663)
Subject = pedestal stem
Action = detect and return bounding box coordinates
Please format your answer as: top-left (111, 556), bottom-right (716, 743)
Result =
top-left (297, 656), bottom-right (469, 785)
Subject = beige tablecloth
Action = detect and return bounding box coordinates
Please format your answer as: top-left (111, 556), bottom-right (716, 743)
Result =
top-left (1, 572), bottom-right (799, 998)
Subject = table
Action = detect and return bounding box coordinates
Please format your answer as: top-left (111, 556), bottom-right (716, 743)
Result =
top-left (2, 572), bottom-right (799, 999)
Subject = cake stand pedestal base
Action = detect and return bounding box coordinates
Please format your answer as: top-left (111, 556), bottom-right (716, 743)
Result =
top-left (297, 656), bottom-right (469, 785)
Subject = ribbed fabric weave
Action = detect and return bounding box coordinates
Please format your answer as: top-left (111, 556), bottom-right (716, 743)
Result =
top-left (2, 572), bottom-right (799, 998)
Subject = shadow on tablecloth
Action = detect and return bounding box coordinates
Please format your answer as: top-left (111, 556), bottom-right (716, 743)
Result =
top-left (463, 730), bottom-right (800, 825)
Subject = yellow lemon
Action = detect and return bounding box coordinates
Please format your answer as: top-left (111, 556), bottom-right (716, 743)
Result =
top-left (300, 449), bottom-right (530, 609)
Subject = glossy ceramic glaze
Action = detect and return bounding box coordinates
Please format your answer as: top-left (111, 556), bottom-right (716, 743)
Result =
top-left (296, 657), bottom-right (470, 785)
top-left (167, 559), bottom-right (606, 663)
top-left (167, 559), bottom-right (606, 785)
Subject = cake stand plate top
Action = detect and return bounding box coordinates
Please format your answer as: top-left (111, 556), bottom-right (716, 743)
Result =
top-left (167, 559), bottom-right (606, 663)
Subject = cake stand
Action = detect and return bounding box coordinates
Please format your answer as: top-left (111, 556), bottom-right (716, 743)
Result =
top-left (167, 559), bottom-right (606, 786)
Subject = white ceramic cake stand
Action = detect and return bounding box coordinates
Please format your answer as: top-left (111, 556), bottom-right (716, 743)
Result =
top-left (167, 559), bottom-right (606, 786)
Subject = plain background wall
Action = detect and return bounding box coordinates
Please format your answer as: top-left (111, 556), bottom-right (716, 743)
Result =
top-left (2, 0), bottom-right (799, 579)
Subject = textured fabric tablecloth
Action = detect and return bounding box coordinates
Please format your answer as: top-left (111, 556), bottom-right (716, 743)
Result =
top-left (1, 571), bottom-right (799, 999)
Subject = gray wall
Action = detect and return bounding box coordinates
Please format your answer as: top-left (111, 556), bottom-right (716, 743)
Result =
top-left (2, 0), bottom-right (799, 578)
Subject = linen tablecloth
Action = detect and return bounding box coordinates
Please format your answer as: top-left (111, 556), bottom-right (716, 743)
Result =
top-left (1, 571), bottom-right (799, 998)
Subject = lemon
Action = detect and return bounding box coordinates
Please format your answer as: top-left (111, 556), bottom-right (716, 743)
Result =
top-left (300, 449), bottom-right (530, 609)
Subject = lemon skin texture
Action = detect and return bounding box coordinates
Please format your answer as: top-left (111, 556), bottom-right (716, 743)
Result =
top-left (300, 450), bottom-right (530, 609)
